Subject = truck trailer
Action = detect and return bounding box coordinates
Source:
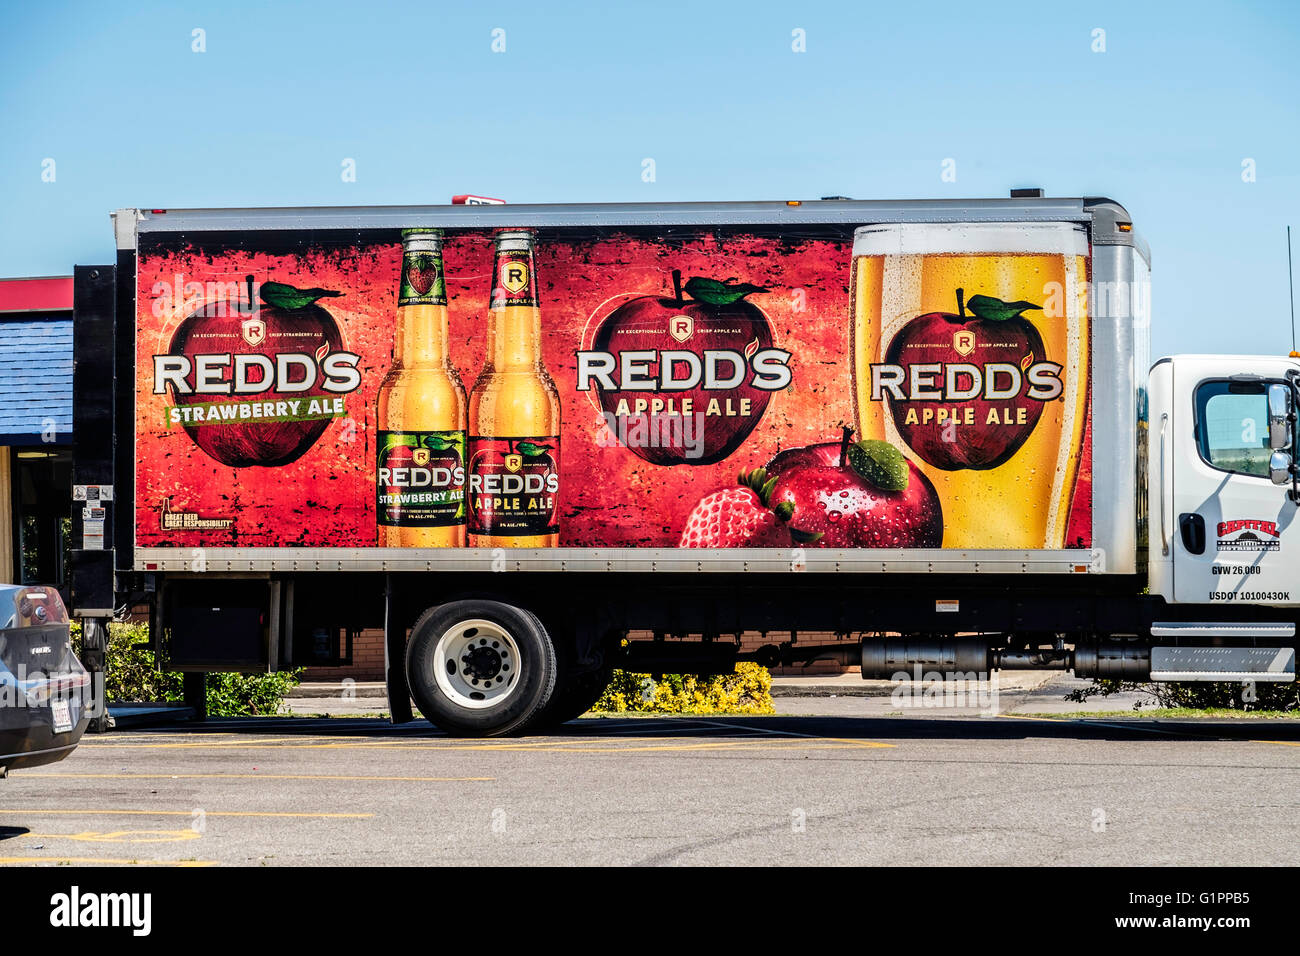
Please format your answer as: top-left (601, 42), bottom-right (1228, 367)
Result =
top-left (69, 194), bottom-right (1300, 735)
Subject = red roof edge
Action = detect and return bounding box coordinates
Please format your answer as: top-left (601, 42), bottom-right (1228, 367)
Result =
top-left (0, 276), bottom-right (74, 314)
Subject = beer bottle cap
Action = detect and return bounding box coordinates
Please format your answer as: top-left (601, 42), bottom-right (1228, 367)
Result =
top-left (401, 228), bottom-right (444, 242)
top-left (494, 229), bottom-right (534, 251)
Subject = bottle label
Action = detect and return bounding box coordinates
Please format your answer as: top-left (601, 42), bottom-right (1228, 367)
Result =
top-left (377, 430), bottom-right (466, 526)
top-left (490, 251), bottom-right (538, 309)
top-left (467, 436), bottom-right (559, 536)
top-left (398, 251), bottom-right (447, 306)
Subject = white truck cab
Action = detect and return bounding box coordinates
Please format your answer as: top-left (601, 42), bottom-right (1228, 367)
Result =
top-left (1149, 354), bottom-right (1299, 607)
top-left (1145, 354), bottom-right (1299, 679)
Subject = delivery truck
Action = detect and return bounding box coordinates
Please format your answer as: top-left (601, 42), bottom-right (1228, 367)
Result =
top-left (68, 193), bottom-right (1300, 735)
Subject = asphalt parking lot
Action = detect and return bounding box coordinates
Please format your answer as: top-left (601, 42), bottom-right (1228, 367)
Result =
top-left (3, 705), bottom-right (1299, 866)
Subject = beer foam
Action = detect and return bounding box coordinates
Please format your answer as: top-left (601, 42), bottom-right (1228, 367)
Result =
top-left (852, 222), bottom-right (1088, 258)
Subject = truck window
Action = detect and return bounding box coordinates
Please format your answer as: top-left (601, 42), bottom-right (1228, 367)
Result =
top-left (1194, 380), bottom-right (1271, 478)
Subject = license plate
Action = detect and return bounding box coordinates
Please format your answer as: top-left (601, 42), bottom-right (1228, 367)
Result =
top-left (51, 699), bottom-right (73, 734)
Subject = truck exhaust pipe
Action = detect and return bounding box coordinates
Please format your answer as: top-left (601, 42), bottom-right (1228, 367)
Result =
top-left (859, 638), bottom-right (1150, 680)
top-left (1071, 640), bottom-right (1150, 679)
top-left (860, 639), bottom-right (990, 679)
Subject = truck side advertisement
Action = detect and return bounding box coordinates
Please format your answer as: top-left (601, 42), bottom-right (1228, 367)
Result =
top-left (134, 222), bottom-right (1092, 551)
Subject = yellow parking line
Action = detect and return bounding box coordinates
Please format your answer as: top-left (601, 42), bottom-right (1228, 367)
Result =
top-left (305, 740), bottom-right (893, 753)
top-left (686, 718), bottom-right (897, 750)
top-left (0, 856), bottom-right (217, 867)
top-left (1251, 739), bottom-right (1300, 747)
top-left (81, 737), bottom-right (347, 749)
top-left (24, 829), bottom-right (203, 844)
top-left (83, 733), bottom-right (383, 743)
top-left (0, 809), bottom-right (372, 819)
top-left (79, 737), bottom-right (892, 753)
top-left (26, 772), bottom-right (493, 782)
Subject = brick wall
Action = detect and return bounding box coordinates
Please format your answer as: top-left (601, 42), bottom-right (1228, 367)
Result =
top-left (302, 627), bottom-right (387, 682)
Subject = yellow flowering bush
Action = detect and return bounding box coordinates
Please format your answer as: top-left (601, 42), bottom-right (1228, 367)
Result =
top-left (591, 662), bottom-right (774, 715)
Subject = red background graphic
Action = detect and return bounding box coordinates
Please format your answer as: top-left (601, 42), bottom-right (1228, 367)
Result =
top-left (135, 231), bottom-right (1090, 549)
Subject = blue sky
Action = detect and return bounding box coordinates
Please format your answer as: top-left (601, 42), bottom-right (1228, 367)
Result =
top-left (2, 0), bottom-right (1298, 360)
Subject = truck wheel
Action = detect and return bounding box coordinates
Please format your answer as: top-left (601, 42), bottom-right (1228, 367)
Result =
top-left (406, 600), bottom-right (557, 737)
top-left (535, 666), bottom-right (613, 730)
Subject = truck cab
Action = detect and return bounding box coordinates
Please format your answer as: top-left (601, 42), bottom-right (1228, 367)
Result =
top-left (1146, 354), bottom-right (1299, 675)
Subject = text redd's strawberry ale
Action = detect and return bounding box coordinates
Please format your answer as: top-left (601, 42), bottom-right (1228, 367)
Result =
top-left (377, 229), bottom-right (468, 546)
top-left (850, 223), bottom-right (1091, 549)
top-left (467, 230), bottom-right (561, 547)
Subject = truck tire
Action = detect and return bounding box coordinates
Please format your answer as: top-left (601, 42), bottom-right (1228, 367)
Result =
top-left (535, 666), bottom-right (613, 730)
top-left (406, 599), bottom-right (557, 737)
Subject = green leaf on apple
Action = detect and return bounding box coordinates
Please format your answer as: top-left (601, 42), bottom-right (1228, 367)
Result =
top-left (789, 527), bottom-right (824, 544)
top-left (517, 441), bottom-right (554, 458)
top-left (683, 276), bottom-right (768, 306)
top-left (965, 294), bottom-right (1041, 322)
top-left (847, 439), bottom-right (909, 492)
top-left (260, 281), bottom-right (344, 311)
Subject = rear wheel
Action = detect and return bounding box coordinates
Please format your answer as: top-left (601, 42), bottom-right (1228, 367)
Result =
top-left (406, 599), bottom-right (557, 737)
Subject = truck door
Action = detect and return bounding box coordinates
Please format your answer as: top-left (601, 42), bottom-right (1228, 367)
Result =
top-left (1170, 360), bottom-right (1298, 606)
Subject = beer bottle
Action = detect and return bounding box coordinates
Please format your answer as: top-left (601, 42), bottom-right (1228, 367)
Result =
top-left (376, 229), bottom-right (468, 547)
top-left (467, 230), bottom-right (561, 547)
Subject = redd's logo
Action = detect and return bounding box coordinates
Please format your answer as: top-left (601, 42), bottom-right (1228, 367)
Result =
top-left (504, 453), bottom-right (523, 473)
top-left (501, 261), bottom-right (529, 295)
top-left (577, 272), bottom-right (791, 467)
top-left (1217, 518), bottom-right (1281, 551)
top-left (241, 316), bottom-right (266, 347)
top-left (412, 448), bottom-right (430, 467)
top-left (872, 291), bottom-right (1060, 471)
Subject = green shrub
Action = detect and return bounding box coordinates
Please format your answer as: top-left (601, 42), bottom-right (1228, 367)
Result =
top-left (71, 621), bottom-right (302, 717)
top-left (1066, 677), bottom-right (1299, 711)
top-left (591, 662), bottom-right (774, 715)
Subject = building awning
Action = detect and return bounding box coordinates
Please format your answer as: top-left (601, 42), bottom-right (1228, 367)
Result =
top-left (0, 276), bottom-right (73, 315)
top-left (0, 318), bottom-right (72, 445)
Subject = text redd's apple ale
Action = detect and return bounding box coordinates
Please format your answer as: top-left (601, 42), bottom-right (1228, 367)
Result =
top-left (851, 223), bottom-right (1090, 549)
top-left (376, 229), bottom-right (468, 547)
top-left (467, 230), bottom-right (561, 547)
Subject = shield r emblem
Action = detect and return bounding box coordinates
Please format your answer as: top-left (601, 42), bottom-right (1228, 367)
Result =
top-left (669, 314), bottom-right (693, 343)
top-left (412, 448), bottom-right (430, 467)
top-left (953, 330), bottom-right (975, 356)
top-left (501, 262), bottom-right (530, 295)
top-left (504, 453), bottom-right (523, 473)
top-left (242, 317), bottom-right (266, 347)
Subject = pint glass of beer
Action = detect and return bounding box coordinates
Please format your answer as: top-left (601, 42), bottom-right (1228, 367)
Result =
top-left (850, 222), bottom-right (1090, 549)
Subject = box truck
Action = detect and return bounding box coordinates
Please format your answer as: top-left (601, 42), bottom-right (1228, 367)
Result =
top-left (69, 194), bottom-right (1299, 735)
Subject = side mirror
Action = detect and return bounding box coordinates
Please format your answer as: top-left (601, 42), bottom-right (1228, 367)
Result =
top-left (1268, 383), bottom-right (1293, 450)
top-left (1270, 451), bottom-right (1293, 485)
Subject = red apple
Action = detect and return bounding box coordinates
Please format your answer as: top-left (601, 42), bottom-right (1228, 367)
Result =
top-left (167, 279), bottom-right (345, 467)
top-left (765, 428), bottom-right (942, 547)
top-left (885, 290), bottom-right (1049, 470)
top-left (581, 271), bottom-right (790, 466)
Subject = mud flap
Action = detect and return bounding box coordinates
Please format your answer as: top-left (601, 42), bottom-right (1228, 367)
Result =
top-left (384, 576), bottom-right (414, 724)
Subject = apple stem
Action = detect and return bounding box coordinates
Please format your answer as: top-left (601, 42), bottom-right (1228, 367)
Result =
top-left (245, 275), bottom-right (255, 314)
top-left (956, 287), bottom-right (966, 319)
top-left (839, 424), bottom-right (854, 467)
top-left (672, 269), bottom-right (683, 306)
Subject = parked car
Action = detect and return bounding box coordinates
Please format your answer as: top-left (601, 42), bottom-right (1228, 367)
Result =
top-left (0, 585), bottom-right (90, 775)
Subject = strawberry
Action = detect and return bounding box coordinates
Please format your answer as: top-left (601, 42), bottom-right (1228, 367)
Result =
top-left (678, 468), bottom-right (793, 548)
top-left (406, 254), bottom-right (439, 295)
